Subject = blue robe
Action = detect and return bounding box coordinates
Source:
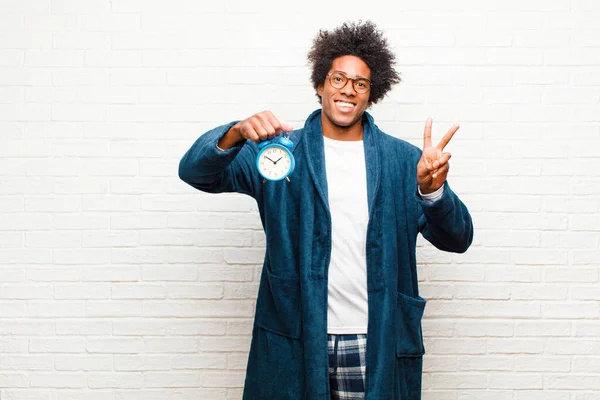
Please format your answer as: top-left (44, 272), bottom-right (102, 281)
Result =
top-left (179, 110), bottom-right (473, 399)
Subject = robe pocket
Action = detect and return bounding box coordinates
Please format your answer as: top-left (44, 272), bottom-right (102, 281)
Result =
top-left (396, 292), bottom-right (426, 357)
top-left (254, 271), bottom-right (302, 339)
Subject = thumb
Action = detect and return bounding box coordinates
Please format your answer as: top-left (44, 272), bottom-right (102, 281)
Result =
top-left (280, 123), bottom-right (294, 133)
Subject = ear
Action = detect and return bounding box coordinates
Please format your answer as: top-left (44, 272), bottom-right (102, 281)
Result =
top-left (317, 83), bottom-right (323, 97)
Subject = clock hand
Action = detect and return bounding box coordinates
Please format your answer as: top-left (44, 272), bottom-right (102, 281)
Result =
top-left (264, 156), bottom-right (276, 163)
top-left (273, 157), bottom-right (283, 164)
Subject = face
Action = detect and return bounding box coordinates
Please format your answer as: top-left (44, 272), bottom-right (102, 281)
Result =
top-left (317, 55), bottom-right (371, 138)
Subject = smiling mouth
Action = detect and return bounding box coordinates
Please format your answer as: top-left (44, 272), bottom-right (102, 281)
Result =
top-left (335, 100), bottom-right (356, 110)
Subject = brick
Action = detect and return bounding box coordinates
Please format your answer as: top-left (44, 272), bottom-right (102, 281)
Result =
top-left (111, 248), bottom-right (166, 264)
top-left (515, 321), bottom-right (571, 337)
top-left (142, 266), bottom-right (198, 282)
top-left (143, 372), bottom-right (203, 388)
top-left (458, 392), bottom-right (512, 400)
top-left (29, 338), bottom-right (86, 353)
top-left (0, 355), bottom-right (54, 370)
top-left (547, 375), bottom-right (600, 390)
top-left (425, 339), bottom-right (486, 355)
top-left (515, 356), bottom-right (571, 372)
top-left (114, 355), bottom-right (171, 371)
top-left (511, 284), bottom-right (569, 300)
top-left (86, 301), bottom-right (142, 317)
top-left (0, 373), bottom-right (29, 388)
top-left (572, 357), bottom-right (600, 373)
top-left (113, 389), bottom-right (226, 400)
top-left (0, 321), bottom-right (54, 335)
top-left (457, 356), bottom-right (512, 372)
top-left (55, 355), bottom-right (113, 371)
top-left (142, 300), bottom-right (254, 318)
top-left (488, 373), bottom-right (543, 389)
top-left (143, 338), bottom-right (198, 353)
top-left (54, 284), bottom-right (110, 299)
top-left (86, 338), bottom-right (143, 354)
top-left (454, 321), bottom-right (513, 337)
top-left (428, 373), bottom-right (487, 389)
top-left (55, 320), bottom-right (112, 335)
top-left (423, 356), bottom-right (458, 372)
top-left (27, 301), bottom-right (85, 318)
top-left (543, 303), bottom-right (600, 319)
top-left (575, 322), bottom-right (600, 337)
top-left (81, 231), bottom-right (138, 248)
top-left (87, 373), bottom-right (143, 388)
top-left (0, 284), bottom-right (53, 299)
top-left (112, 284), bottom-right (166, 299)
top-left (83, 266), bottom-right (140, 282)
top-left (453, 284), bottom-right (510, 300)
top-left (166, 283), bottom-right (223, 299)
top-left (169, 320), bottom-right (228, 336)
top-left (0, 338), bottom-right (29, 353)
top-left (25, 231), bottom-right (81, 248)
top-left (545, 268), bottom-right (598, 283)
top-left (111, 213), bottom-right (167, 230)
top-left (487, 339), bottom-right (544, 354)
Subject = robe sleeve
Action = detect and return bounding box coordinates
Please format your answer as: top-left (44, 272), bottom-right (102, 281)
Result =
top-left (178, 122), bottom-right (260, 198)
top-left (417, 181), bottom-right (473, 253)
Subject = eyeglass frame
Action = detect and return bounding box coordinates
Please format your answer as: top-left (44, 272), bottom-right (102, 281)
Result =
top-left (326, 71), bottom-right (372, 94)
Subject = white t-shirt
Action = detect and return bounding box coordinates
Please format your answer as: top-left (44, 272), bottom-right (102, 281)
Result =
top-left (324, 136), bottom-right (370, 334)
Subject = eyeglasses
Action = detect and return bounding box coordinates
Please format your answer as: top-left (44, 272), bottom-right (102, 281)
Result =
top-left (326, 71), bottom-right (372, 94)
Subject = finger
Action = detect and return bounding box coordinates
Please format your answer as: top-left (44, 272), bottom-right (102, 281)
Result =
top-left (250, 119), bottom-right (269, 141)
top-left (423, 118), bottom-right (433, 149)
top-left (432, 163), bottom-right (449, 179)
top-left (418, 157), bottom-right (432, 172)
top-left (425, 158), bottom-right (434, 171)
top-left (256, 114), bottom-right (277, 139)
top-left (266, 112), bottom-right (293, 134)
top-left (437, 123), bottom-right (459, 150)
top-left (240, 121), bottom-right (260, 143)
top-left (431, 153), bottom-right (451, 176)
top-left (279, 122), bottom-right (294, 132)
top-left (437, 152), bottom-right (452, 167)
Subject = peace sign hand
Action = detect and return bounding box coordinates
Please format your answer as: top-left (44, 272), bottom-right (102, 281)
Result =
top-left (417, 118), bottom-right (459, 194)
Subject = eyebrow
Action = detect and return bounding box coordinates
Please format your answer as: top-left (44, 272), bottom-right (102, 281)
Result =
top-left (332, 70), bottom-right (371, 81)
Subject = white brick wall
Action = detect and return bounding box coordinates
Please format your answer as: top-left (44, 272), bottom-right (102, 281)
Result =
top-left (1, 0), bottom-right (599, 398)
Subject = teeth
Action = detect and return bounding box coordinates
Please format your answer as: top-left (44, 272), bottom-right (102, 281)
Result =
top-left (336, 102), bottom-right (354, 107)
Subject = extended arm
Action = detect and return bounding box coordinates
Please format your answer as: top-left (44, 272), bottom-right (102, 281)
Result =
top-left (178, 122), bottom-right (258, 197)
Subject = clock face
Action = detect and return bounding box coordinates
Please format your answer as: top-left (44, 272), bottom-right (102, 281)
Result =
top-left (257, 145), bottom-right (292, 181)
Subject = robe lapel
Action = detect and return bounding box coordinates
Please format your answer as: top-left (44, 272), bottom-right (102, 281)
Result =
top-left (362, 112), bottom-right (381, 215)
top-left (301, 110), bottom-right (330, 212)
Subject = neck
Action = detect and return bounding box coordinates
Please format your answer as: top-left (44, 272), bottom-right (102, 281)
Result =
top-left (321, 116), bottom-right (364, 141)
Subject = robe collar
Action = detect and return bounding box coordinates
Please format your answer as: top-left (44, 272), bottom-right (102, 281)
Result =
top-left (297, 109), bottom-right (381, 214)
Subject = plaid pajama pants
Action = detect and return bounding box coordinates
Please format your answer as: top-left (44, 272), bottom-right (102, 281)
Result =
top-left (327, 334), bottom-right (367, 400)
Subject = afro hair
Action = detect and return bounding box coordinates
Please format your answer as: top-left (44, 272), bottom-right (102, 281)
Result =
top-left (307, 20), bottom-right (401, 105)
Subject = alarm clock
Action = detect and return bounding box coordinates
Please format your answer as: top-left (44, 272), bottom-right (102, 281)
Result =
top-left (256, 135), bottom-right (295, 182)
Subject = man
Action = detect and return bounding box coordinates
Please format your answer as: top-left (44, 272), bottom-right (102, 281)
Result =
top-left (179, 20), bottom-right (473, 400)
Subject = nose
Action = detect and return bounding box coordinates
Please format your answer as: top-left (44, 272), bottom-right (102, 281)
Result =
top-left (339, 79), bottom-right (357, 95)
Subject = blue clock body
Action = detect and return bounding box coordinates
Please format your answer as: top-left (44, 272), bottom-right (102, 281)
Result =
top-left (256, 135), bottom-right (295, 181)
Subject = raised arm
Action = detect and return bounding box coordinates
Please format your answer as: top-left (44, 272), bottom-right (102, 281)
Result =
top-left (416, 118), bottom-right (473, 253)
